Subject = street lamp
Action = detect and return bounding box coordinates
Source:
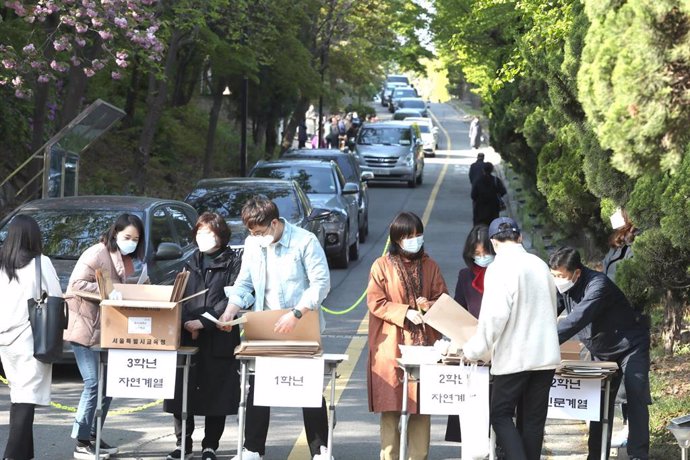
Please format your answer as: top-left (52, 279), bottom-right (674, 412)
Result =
top-left (668, 418), bottom-right (690, 460)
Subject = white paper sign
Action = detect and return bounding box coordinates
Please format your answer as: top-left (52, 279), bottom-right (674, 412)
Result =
top-left (419, 364), bottom-right (467, 415)
top-left (253, 357), bottom-right (324, 408)
top-left (127, 316), bottom-right (152, 334)
top-left (547, 376), bottom-right (601, 421)
top-left (106, 349), bottom-right (177, 399)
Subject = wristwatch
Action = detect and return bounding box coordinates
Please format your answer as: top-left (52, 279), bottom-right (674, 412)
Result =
top-left (291, 308), bottom-right (303, 319)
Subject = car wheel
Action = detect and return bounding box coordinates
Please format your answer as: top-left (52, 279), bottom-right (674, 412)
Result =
top-left (416, 170), bottom-right (423, 185)
top-left (349, 231), bottom-right (360, 260)
top-left (407, 169), bottom-right (417, 188)
top-left (359, 216), bottom-right (368, 243)
top-left (332, 230), bottom-right (349, 269)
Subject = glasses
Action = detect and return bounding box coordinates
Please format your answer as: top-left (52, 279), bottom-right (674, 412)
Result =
top-left (249, 223), bottom-right (272, 237)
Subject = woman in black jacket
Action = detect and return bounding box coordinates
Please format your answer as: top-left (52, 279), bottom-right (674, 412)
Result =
top-left (470, 162), bottom-right (506, 226)
top-left (164, 212), bottom-right (242, 460)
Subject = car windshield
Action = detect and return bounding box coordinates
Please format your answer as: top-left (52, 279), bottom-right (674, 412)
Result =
top-left (289, 156), bottom-right (356, 182)
top-left (415, 124), bottom-right (430, 133)
top-left (393, 88), bottom-right (416, 98)
top-left (186, 185), bottom-right (301, 223)
top-left (252, 166), bottom-right (336, 194)
top-left (358, 127), bottom-right (412, 146)
top-left (387, 76), bottom-right (409, 84)
top-left (0, 209), bottom-right (144, 259)
top-left (401, 99), bottom-right (425, 109)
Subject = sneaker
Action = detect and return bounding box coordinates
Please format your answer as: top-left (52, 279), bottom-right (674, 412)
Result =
top-left (166, 446), bottom-right (193, 460)
top-left (90, 438), bottom-right (119, 455)
top-left (230, 448), bottom-right (263, 460)
top-left (611, 425), bottom-right (629, 448)
top-left (74, 441), bottom-right (110, 459)
top-left (312, 445), bottom-right (334, 460)
top-left (201, 448), bottom-right (217, 460)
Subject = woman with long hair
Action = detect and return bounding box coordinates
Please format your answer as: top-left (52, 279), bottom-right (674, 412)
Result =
top-left (64, 213), bottom-right (145, 459)
top-left (0, 215), bottom-right (62, 460)
top-left (366, 211), bottom-right (448, 460)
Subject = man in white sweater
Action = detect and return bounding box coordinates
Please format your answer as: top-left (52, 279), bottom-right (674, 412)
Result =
top-left (463, 217), bottom-right (561, 460)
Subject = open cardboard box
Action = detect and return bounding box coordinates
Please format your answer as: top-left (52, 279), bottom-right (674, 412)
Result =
top-left (99, 271), bottom-right (189, 350)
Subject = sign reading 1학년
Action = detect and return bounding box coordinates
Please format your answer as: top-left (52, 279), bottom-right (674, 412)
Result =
top-left (106, 349), bottom-right (177, 399)
top-left (253, 357), bottom-right (325, 408)
top-left (547, 377), bottom-right (601, 421)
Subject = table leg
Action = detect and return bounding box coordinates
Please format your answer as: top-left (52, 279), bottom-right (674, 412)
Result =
top-left (399, 368), bottom-right (409, 460)
top-left (600, 378), bottom-right (611, 460)
top-left (327, 363), bottom-right (337, 456)
top-left (237, 360), bottom-right (248, 460)
top-left (181, 354), bottom-right (191, 459)
top-left (95, 352), bottom-right (105, 458)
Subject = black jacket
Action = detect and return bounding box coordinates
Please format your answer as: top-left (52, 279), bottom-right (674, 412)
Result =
top-left (468, 160), bottom-right (484, 185)
top-left (557, 267), bottom-right (648, 361)
top-left (164, 247), bottom-right (242, 416)
top-left (471, 173), bottom-right (506, 226)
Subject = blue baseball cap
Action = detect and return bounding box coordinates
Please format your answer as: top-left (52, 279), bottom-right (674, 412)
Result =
top-left (488, 217), bottom-right (520, 238)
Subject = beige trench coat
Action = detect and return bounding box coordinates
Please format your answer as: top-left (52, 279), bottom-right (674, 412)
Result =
top-left (366, 254), bottom-right (448, 413)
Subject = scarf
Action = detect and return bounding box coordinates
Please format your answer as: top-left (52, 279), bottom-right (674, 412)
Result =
top-left (471, 265), bottom-right (486, 294)
top-left (389, 254), bottom-right (428, 345)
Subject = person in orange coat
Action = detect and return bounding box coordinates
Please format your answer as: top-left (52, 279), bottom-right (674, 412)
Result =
top-left (366, 211), bottom-right (448, 460)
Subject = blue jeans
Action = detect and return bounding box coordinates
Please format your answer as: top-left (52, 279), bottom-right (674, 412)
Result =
top-left (71, 343), bottom-right (112, 440)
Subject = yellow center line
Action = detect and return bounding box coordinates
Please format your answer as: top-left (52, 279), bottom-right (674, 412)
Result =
top-left (287, 109), bottom-right (452, 458)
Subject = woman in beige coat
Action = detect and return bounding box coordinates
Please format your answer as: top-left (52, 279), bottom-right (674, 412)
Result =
top-left (367, 212), bottom-right (448, 460)
top-left (64, 213), bottom-right (145, 459)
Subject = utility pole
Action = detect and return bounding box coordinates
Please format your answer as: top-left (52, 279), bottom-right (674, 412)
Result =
top-left (240, 75), bottom-right (248, 176)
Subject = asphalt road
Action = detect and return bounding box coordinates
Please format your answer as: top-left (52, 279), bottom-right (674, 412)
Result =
top-left (0, 102), bottom-right (508, 460)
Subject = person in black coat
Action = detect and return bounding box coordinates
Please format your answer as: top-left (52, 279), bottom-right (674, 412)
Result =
top-left (468, 152), bottom-right (485, 185)
top-left (470, 162), bottom-right (506, 226)
top-left (164, 212), bottom-right (242, 460)
top-left (549, 247), bottom-right (650, 460)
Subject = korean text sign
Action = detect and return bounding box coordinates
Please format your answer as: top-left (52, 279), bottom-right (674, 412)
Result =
top-left (106, 349), bottom-right (177, 399)
top-left (547, 377), bottom-right (601, 421)
top-left (254, 357), bottom-right (325, 408)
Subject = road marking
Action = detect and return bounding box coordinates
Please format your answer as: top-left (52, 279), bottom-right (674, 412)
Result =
top-left (287, 108), bottom-right (452, 459)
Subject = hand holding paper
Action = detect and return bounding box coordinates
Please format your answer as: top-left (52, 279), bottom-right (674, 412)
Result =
top-left (405, 308), bottom-right (424, 325)
top-left (202, 311), bottom-right (246, 329)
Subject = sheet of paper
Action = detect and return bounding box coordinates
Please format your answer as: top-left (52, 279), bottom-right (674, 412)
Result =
top-left (253, 356), bottom-right (325, 408)
top-left (137, 264), bottom-right (148, 284)
top-left (201, 312), bottom-right (247, 327)
top-left (423, 293), bottom-right (478, 347)
top-left (547, 377), bottom-right (601, 421)
top-left (106, 349), bottom-right (177, 399)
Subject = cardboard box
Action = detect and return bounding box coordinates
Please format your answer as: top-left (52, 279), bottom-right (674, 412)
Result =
top-left (99, 272), bottom-right (189, 350)
top-left (560, 340), bottom-right (585, 361)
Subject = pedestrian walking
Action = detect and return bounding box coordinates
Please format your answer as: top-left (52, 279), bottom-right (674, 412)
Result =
top-left (0, 215), bottom-right (62, 460)
top-left (327, 116), bottom-right (339, 149)
top-left (163, 213), bottom-right (242, 460)
top-left (468, 152), bottom-right (485, 185)
top-left (463, 217), bottom-right (560, 460)
top-left (218, 197), bottom-right (332, 460)
top-left (471, 162), bottom-right (507, 226)
top-left (549, 247), bottom-right (651, 460)
top-left (305, 104), bottom-right (317, 137)
top-left (469, 116), bottom-right (483, 149)
top-left (367, 211), bottom-right (448, 460)
top-left (445, 224), bottom-right (495, 443)
top-left (64, 213), bottom-right (145, 459)
top-left (298, 121), bottom-right (308, 149)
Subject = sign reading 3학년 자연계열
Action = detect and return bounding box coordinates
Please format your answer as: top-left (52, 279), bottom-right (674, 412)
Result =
top-left (547, 377), bottom-right (601, 421)
top-left (106, 349), bottom-right (177, 399)
top-left (253, 356), bottom-right (325, 408)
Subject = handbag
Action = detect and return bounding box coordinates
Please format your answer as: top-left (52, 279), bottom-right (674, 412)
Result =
top-left (27, 256), bottom-right (68, 364)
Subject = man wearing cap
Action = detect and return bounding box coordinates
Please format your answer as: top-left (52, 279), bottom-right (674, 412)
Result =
top-left (463, 217), bottom-right (561, 460)
top-left (468, 152), bottom-right (485, 185)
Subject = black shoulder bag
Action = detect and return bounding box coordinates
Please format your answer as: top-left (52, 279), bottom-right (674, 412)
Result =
top-left (27, 256), bottom-right (68, 364)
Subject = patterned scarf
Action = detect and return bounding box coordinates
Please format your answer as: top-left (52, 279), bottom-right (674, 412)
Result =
top-left (389, 253), bottom-right (427, 345)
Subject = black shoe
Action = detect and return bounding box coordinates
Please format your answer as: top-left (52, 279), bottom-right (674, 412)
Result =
top-left (201, 448), bottom-right (217, 460)
top-left (74, 441), bottom-right (110, 459)
top-left (90, 437), bottom-right (119, 455)
top-left (166, 446), bottom-right (193, 460)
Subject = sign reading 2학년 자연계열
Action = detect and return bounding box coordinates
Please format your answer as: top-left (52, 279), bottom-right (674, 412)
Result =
top-left (547, 377), bottom-right (601, 421)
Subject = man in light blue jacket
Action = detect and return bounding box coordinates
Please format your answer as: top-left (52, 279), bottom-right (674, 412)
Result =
top-left (219, 196), bottom-right (331, 460)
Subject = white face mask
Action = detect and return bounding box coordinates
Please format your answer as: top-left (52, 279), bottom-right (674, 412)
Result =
top-left (116, 239), bottom-right (137, 256)
top-left (401, 235), bottom-right (424, 254)
top-left (554, 277), bottom-right (575, 294)
top-left (196, 232), bottom-right (218, 253)
top-left (474, 254), bottom-right (494, 267)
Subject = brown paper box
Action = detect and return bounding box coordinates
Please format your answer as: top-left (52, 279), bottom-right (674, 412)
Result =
top-left (560, 340), bottom-right (585, 361)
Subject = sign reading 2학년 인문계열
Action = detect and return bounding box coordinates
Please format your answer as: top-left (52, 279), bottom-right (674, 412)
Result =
top-left (547, 377), bottom-right (601, 421)
top-left (106, 349), bottom-right (177, 399)
top-left (253, 356), bottom-right (325, 408)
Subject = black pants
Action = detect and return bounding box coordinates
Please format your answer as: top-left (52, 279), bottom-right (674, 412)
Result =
top-left (173, 414), bottom-right (226, 451)
top-left (244, 376), bottom-right (328, 456)
top-left (491, 369), bottom-right (555, 460)
top-left (4, 403), bottom-right (35, 460)
top-left (588, 341), bottom-right (650, 460)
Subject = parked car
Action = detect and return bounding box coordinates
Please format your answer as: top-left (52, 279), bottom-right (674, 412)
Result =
top-left (406, 117), bottom-right (439, 157)
top-left (397, 97), bottom-right (428, 117)
top-left (388, 86), bottom-right (419, 112)
top-left (393, 108), bottom-right (424, 121)
top-left (184, 177), bottom-right (329, 249)
top-left (249, 159), bottom-right (360, 268)
top-left (282, 148), bottom-right (374, 242)
top-left (354, 121), bottom-right (425, 188)
top-left (381, 82), bottom-right (407, 107)
top-left (386, 74), bottom-right (410, 86)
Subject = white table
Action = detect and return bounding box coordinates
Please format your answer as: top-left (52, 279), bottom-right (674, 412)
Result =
top-left (235, 353), bottom-right (348, 460)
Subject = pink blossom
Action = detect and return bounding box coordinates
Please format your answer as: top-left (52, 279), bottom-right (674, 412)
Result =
top-left (38, 74), bottom-right (51, 83)
top-left (15, 89), bottom-right (27, 98)
top-left (30, 61), bottom-right (42, 69)
top-left (22, 43), bottom-right (36, 54)
top-left (91, 59), bottom-right (104, 70)
top-left (83, 67), bottom-right (95, 77)
top-left (11, 76), bottom-right (23, 87)
top-left (111, 71), bottom-right (122, 80)
top-left (91, 18), bottom-right (103, 27)
top-left (61, 15), bottom-right (76, 27)
top-left (75, 37), bottom-right (86, 47)
top-left (98, 30), bottom-right (113, 40)
top-left (75, 23), bottom-right (88, 33)
top-left (114, 17), bottom-right (128, 28)
top-left (70, 55), bottom-right (82, 66)
top-left (2, 59), bottom-right (16, 70)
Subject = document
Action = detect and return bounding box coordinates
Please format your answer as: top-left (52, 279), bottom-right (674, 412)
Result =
top-left (423, 293), bottom-right (478, 347)
top-left (201, 312), bottom-right (247, 327)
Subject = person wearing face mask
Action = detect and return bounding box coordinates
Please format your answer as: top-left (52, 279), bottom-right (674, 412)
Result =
top-left (462, 217), bottom-right (560, 460)
top-left (218, 197), bottom-right (332, 460)
top-left (444, 224), bottom-right (495, 443)
top-left (548, 247), bottom-right (650, 460)
top-left (64, 213), bottom-right (145, 459)
top-left (366, 211), bottom-right (448, 460)
top-left (163, 213), bottom-right (242, 460)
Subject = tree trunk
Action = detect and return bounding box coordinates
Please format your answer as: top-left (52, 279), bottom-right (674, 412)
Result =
top-left (662, 289), bottom-right (685, 356)
top-left (123, 58), bottom-right (141, 128)
top-left (59, 65), bottom-right (89, 128)
top-left (279, 96), bottom-right (310, 154)
top-left (202, 78), bottom-right (226, 178)
top-left (27, 82), bottom-right (50, 200)
top-left (265, 116), bottom-right (278, 157)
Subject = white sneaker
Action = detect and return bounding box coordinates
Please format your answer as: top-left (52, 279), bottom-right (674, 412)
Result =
top-left (312, 445), bottom-right (334, 460)
top-left (230, 447), bottom-right (263, 460)
top-left (611, 425), bottom-right (629, 447)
